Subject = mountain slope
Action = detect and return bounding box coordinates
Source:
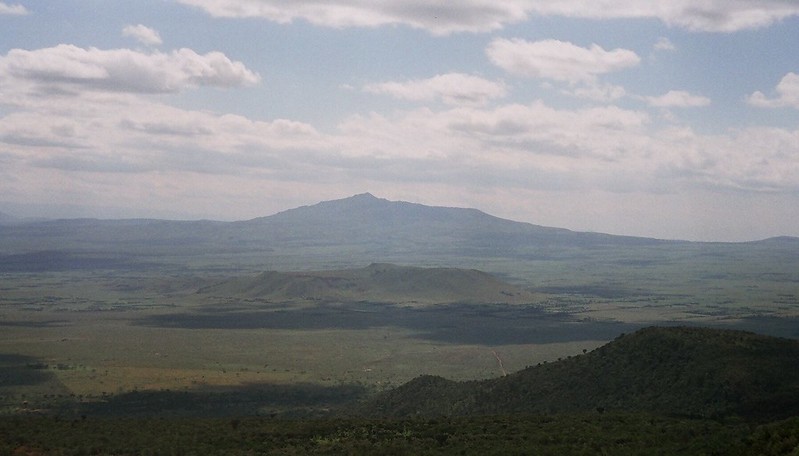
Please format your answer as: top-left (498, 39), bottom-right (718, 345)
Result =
top-left (198, 263), bottom-right (540, 305)
top-left (237, 193), bottom-right (665, 250)
top-left (364, 327), bottom-right (799, 420)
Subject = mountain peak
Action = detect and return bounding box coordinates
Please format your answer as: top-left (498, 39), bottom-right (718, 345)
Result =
top-left (350, 192), bottom-right (378, 200)
top-left (336, 192), bottom-right (387, 207)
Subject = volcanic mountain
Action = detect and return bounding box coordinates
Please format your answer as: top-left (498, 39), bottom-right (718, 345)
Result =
top-left (2, 193), bottom-right (795, 274)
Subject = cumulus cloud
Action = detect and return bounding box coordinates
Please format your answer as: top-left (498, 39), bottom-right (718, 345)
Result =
top-left (122, 24), bottom-right (163, 46)
top-left (363, 73), bottom-right (507, 106)
top-left (0, 2), bottom-right (27, 15)
top-left (747, 73), bottom-right (799, 109)
top-left (0, 45), bottom-right (260, 95)
top-left (644, 90), bottom-right (711, 108)
top-left (177, 0), bottom-right (799, 33)
top-left (486, 38), bottom-right (640, 84)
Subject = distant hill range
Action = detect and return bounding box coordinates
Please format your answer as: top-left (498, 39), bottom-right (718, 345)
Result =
top-left (199, 263), bottom-right (540, 305)
top-left (0, 210), bottom-right (18, 224)
top-left (0, 193), bottom-right (796, 272)
top-left (363, 326), bottom-right (799, 421)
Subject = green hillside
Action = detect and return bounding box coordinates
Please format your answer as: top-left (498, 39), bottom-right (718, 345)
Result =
top-left (198, 263), bottom-right (540, 305)
top-left (365, 326), bottom-right (799, 420)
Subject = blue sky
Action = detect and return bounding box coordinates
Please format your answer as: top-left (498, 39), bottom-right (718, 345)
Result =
top-left (1, 1), bottom-right (798, 241)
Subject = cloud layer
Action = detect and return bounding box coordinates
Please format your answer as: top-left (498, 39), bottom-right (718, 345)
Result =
top-left (178, 0), bottom-right (799, 33)
top-left (364, 73), bottom-right (507, 106)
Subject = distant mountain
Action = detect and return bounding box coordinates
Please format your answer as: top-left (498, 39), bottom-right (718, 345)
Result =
top-left (755, 235), bottom-right (799, 244)
top-left (363, 326), bottom-right (799, 421)
top-left (238, 193), bottom-right (665, 249)
top-left (4, 193), bottom-right (796, 275)
top-left (0, 210), bottom-right (17, 225)
top-left (198, 263), bottom-right (540, 305)
top-left (0, 193), bottom-right (676, 271)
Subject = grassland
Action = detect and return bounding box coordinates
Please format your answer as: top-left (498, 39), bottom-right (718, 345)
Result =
top-left (1, 237), bottom-right (798, 418)
top-left (0, 270), bottom-right (603, 414)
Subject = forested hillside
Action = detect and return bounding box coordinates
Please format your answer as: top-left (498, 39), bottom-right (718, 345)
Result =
top-left (365, 327), bottom-right (799, 420)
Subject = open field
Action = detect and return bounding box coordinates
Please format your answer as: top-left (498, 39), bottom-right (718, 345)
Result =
top-left (0, 271), bottom-right (603, 414)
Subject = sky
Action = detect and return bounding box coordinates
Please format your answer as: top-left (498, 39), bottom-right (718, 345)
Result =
top-left (1, 1), bottom-right (798, 242)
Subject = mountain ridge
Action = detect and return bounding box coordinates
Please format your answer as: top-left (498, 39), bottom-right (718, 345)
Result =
top-left (3, 194), bottom-right (797, 243)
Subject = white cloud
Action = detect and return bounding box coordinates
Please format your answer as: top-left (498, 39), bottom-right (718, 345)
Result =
top-left (565, 82), bottom-right (627, 102)
top-left (0, 2), bottom-right (28, 15)
top-left (8, 86), bottom-right (792, 204)
top-left (363, 73), bottom-right (507, 106)
top-left (335, 101), bottom-right (799, 199)
top-left (337, 101), bottom-right (653, 169)
top-left (654, 125), bottom-right (799, 192)
top-left (0, 94), bottom-right (329, 176)
top-left (176, 0), bottom-right (530, 35)
top-left (654, 37), bottom-right (676, 52)
top-left (122, 24), bottom-right (163, 46)
top-left (0, 45), bottom-right (260, 96)
top-left (177, 0), bottom-right (799, 33)
top-left (486, 38), bottom-right (640, 84)
top-left (526, 1), bottom-right (799, 32)
top-left (644, 90), bottom-right (711, 108)
top-left (747, 73), bottom-right (799, 109)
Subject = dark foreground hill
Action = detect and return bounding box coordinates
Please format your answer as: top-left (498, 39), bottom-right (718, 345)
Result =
top-left (198, 263), bottom-right (540, 305)
top-left (363, 326), bottom-right (799, 421)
